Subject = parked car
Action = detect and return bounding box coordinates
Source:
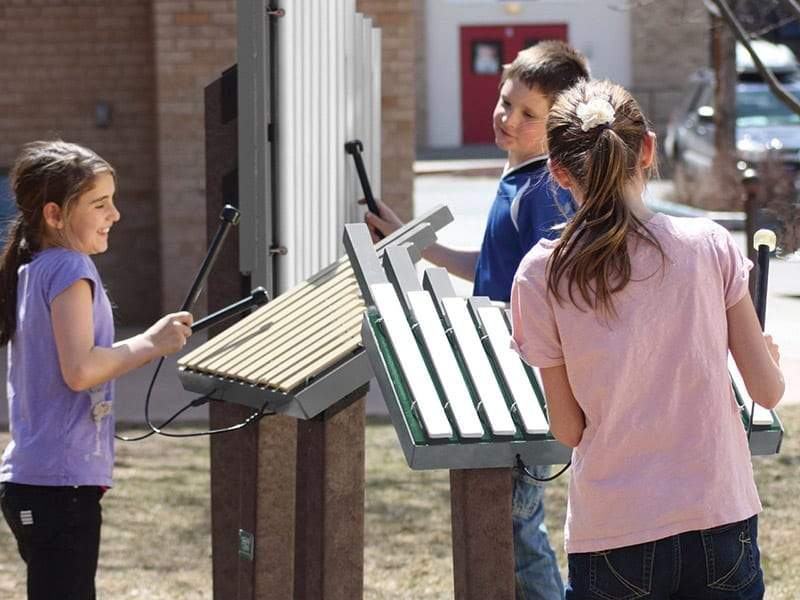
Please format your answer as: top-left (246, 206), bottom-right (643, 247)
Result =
top-left (665, 40), bottom-right (800, 202)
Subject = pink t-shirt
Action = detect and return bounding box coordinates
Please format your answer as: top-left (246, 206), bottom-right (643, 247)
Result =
top-left (510, 213), bottom-right (761, 554)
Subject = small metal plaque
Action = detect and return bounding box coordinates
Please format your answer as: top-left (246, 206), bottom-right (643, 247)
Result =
top-left (238, 529), bottom-right (254, 561)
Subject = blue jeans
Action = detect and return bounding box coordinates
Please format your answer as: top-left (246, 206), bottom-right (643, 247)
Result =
top-left (513, 466), bottom-right (564, 600)
top-left (565, 515), bottom-right (764, 600)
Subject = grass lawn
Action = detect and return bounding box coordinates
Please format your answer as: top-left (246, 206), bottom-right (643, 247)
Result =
top-left (0, 405), bottom-right (797, 598)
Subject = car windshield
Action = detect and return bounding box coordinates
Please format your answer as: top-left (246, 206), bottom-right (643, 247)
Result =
top-left (737, 86), bottom-right (800, 127)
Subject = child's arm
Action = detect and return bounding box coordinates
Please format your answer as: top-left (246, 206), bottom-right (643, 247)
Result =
top-left (539, 365), bottom-right (585, 448)
top-left (51, 279), bottom-right (193, 392)
top-left (728, 292), bottom-right (784, 410)
top-left (362, 197), bottom-right (479, 281)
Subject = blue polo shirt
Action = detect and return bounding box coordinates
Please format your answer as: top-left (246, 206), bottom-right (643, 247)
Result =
top-left (473, 156), bottom-right (573, 302)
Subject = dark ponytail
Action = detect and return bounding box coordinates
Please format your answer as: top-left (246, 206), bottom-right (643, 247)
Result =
top-left (0, 216), bottom-right (37, 345)
top-left (0, 141), bottom-right (115, 345)
top-left (545, 80), bottom-right (663, 316)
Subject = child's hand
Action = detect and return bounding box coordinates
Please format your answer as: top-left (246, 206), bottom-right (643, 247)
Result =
top-left (144, 311), bottom-right (193, 356)
top-left (359, 197), bottom-right (403, 242)
top-left (764, 333), bottom-right (781, 366)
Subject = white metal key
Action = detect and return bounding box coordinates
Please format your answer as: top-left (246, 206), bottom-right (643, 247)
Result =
top-left (370, 283), bottom-right (453, 439)
top-left (441, 297), bottom-right (516, 436)
top-left (478, 306), bottom-right (549, 435)
top-left (408, 291), bottom-right (484, 439)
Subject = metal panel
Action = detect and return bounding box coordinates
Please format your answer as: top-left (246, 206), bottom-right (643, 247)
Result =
top-left (237, 0), bottom-right (273, 293)
top-left (334, 0), bottom-right (347, 259)
top-left (441, 297), bottom-right (516, 437)
top-left (371, 28), bottom-right (382, 198)
top-left (271, 1), bottom-right (381, 293)
top-left (276, 0), bottom-right (297, 293)
top-left (476, 305), bottom-right (548, 435)
top-left (382, 246), bottom-right (483, 439)
top-left (360, 313), bottom-right (572, 470)
top-left (370, 283), bottom-right (452, 440)
top-left (408, 291), bottom-right (484, 439)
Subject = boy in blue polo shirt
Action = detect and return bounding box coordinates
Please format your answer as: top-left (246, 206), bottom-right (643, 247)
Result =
top-left (365, 41), bottom-right (589, 599)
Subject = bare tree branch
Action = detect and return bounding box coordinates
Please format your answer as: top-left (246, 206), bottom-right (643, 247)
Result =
top-left (784, 0), bottom-right (800, 22)
top-left (710, 0), bottom-right (800, 116)
top-left (749, 14), bottom-right (796, 38)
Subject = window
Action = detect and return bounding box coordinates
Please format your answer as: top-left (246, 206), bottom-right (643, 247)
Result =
top-left (472, 41), bottom-right (502, 75)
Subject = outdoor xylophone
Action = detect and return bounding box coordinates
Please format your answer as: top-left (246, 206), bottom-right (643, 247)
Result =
top-left (176, 205), bottom-right (453, 419)
top-left (344, 223), bottom-right (784, 471)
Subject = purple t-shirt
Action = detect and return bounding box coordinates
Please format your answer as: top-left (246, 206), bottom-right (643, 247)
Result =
top-left (1, 248), bottom-right (116, 487)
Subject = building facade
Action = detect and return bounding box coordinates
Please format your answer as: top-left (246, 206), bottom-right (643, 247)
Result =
top-left (0, 0), bottom-right (417, 324)
top-left (416, 0), bottom-right (711, 149)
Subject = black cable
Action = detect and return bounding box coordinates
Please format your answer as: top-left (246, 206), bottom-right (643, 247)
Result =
top-left (115, 392), bottom-right (214, 442)
top-left (134, 356), bottom-right (272, 439)
top-left (118, 329), bottom-right (273, 441)
top-left (515, 454), bottom-right (571, 482)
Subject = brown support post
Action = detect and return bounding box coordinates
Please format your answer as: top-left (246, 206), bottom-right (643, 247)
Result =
top-left (205, 67), bottom-right (298, 600)
top-left (294, 390), bottom-right (367, 600)
top-left (254, 415), bottom-right (298, 600)
top-left (205, 66), bottom-right (365, 599)
top-left (450, 468), bottom-right (515, 599)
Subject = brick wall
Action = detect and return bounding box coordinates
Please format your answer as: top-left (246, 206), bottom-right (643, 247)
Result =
top-left (0, 1), bottom-right (417, 321)
top-left (0, 0), bottom-right (161, 325)
top-left (357, 0), bottom-right (416, 222)
top-left (631, 1), bottom-right (709, 137)
top-left (152, 0), bottom-right (237, 313)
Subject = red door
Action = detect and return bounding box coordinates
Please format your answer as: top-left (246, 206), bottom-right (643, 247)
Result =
top-left (460, 24), bottom-right (568, 144)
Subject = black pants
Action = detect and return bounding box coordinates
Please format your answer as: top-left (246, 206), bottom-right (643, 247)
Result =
top-left (1, 482), bottom-right (103, 600)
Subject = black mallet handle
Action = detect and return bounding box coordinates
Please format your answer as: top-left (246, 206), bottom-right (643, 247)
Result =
top-left (746, 229), bottom-right (777, 441)
top-left (345, 139), bottom-right (382, 219)
top-left (753, 229), bottom-right (776, 329)
top-left (191, 287), bottom-right (269, 334)
top-left (180, 204), bottom-right (240, 312)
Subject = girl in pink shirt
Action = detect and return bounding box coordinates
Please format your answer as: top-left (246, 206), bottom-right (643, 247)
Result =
top-left (510, 80), bottom-right (784, 599)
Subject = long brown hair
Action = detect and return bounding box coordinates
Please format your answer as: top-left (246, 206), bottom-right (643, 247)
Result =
top-left (545, 80), bottom-right (663, 316)
top-left (0, 141), bottom-right (115, 345)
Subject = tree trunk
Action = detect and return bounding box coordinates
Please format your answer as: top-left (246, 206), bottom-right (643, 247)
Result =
top-left (710, 5), bottom-right (744, 212)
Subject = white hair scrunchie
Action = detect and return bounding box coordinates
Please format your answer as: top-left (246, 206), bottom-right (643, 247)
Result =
top-left (576, 98), bottom-right (615, 132)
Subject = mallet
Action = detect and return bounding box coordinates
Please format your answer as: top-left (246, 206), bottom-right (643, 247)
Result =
top-left (191, 287), bottom-right (270, 334)
top-left (345, 139), bottom-right (384, 240)
top-left (181, 204), bottom-right (241, 312)
top-left (747, 228), bottom-right (777, 440)
top-left (753, 228), bottom-right (777, 328)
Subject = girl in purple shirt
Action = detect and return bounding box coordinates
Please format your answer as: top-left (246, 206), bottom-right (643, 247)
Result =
top-left (0, 141), bottom-right (193, 600)
top-left (510, 81), bottom-right (784, 599)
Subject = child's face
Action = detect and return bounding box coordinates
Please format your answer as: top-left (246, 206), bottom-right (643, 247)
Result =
top-left (61, 172), bottom-right (120, 255)
top-left (492, 78), bottom-right (550, 164)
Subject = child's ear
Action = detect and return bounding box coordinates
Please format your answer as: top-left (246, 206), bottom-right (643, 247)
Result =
top-left (42, 202), bottom-right (65, 230)
top-left (640, 131), bottom-right (657, 170)
top-left (548, 159), bottom-right (573, 190)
